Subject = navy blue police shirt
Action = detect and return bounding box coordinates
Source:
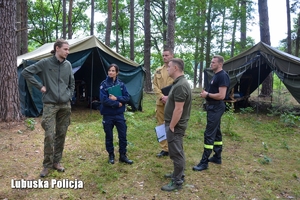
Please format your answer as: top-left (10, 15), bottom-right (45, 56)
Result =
top-left (206, 70), bottom-right (230, 101)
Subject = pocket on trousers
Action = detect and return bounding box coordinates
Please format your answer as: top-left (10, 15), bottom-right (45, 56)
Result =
top-left (166, 126), bottom-right (175, 143)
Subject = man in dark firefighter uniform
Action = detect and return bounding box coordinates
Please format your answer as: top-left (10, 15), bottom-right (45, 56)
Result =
top-left (193, 55), bottom-right (230, 171)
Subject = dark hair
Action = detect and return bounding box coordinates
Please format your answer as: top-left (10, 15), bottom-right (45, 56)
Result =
top-left (50, 39), bottom-right (69, 54)
top-left (170, 58), bottom-right (184, 71)
top-left (213, 55), bottom-right (224, 64)
top-left (108, 63), bottom-right (119, 73)
top-left (163, 48), bottom-right (174, 55)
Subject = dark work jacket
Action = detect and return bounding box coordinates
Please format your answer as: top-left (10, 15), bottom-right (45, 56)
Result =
top-left (99, 76), bottom-right (130, 116)
top-left (21, 55), bottom-right (75, 104)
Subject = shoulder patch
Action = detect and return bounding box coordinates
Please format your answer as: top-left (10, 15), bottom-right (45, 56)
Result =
top-left (156, 69), bottom-right (162, 74)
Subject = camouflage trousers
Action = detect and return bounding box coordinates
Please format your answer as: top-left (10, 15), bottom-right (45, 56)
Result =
top-left (41, 102), bottom-right (71, 168)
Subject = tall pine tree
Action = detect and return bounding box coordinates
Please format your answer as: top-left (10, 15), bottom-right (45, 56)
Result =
top-left (0, 0), bottom-right (22, 122)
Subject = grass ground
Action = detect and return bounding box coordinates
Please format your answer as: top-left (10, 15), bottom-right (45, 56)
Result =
top-left (0, 92), bottom-right (300, 200)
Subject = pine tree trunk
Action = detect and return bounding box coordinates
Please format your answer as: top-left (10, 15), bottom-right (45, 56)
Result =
top-left (20, 0), bottom-right (28, 55)
top-left (205, 0), bottom-right (213, 69)
top-left (90, 0), bottom-right (94, 36)
top-left (286, 0), bottom-right (291, 54)
top-left (63, 0), bottom-right (67, 38)
top-left (240, 0), bottom-right (247, 50)
top-left (116, 0), bottom-right (119, 53)
top-left (167, 0), bottom-right (176, 51)
top-left (258, 0), bottom-right (273, 97)
top-left (129, 0), bottom-right (134, 61)
top-left (16, 0), bottom-right (21, 55)
top-left (162, 1), bottom-right (167, 46)
top-left (144, 0), bottom-right (152, 92)
top-left (199, 3), bottom-right (206, 88)
top-left (0, 0), bottom-right (22, 122)
top-left (295, 13), bottom-right (300, 57)
top-left (105, 0), bottom-right (112, 46)
top-left (68, 0), bottom-right (73, 39)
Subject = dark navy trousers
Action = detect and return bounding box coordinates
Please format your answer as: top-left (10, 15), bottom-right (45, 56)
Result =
top-left (102, 114), bottom-right (127, 155)
top-left (204, 102), bottom-right (225, 148)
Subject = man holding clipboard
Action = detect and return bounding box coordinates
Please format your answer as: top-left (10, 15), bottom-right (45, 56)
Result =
top-left (152, 49), bottom-right (174, 157)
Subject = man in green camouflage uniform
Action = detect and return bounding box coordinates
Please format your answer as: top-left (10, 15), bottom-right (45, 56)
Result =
top-left (22, 39), bottom-right (75, 178)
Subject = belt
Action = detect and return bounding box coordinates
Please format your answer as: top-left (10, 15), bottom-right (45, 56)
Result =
top-left (206, 101), bottom-right (222, 105)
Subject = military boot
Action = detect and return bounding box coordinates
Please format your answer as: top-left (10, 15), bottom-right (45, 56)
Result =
top-left (208, 145), bottom-right (222, 164)
top-left (161, 180), bottom-right (183, 192)
top-left (193, 149), bottom-right (212, 171)
top-left (119, 154), bottom-right (133, 164)
top-left (164, 172), bottom-right (185, 182)
top-left (108, 153), bottom-right (115, 164)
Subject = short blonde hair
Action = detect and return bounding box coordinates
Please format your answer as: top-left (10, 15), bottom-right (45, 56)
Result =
top-left (213, 55), bottom-right (224, 64)
top-left (170, 58), bottom-right (184, 71)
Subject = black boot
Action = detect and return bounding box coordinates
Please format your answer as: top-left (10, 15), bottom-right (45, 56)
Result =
top-left (193, 149), bottom-right (212, 171)
top-left (208, 145), bottom-right (222, 164)
top-left (119, 154), bottom-right (133, 165)
top-left (108, 153), bottom-right (115, 164)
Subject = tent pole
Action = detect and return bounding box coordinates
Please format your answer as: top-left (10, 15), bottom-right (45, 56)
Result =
top-left (257, 55), bottom-right (261, 116)
top-left (97, 48), bottom-right (107, 76)
top-left (90, 50), bottom-right (94, 114)
top-left (278, 76), bottom-right (282, 104)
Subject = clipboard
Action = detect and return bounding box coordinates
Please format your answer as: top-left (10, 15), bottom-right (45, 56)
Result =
top-left (108, 85), bottom-right (122, 96)
top-left (161, 85), bottom-right (172, 96)
top-left (155, 124), bottom-right (167, 142)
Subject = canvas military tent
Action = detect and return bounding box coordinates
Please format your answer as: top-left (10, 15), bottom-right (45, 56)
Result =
top-left (17, 35), bottom-right (145, 117)
top-left (204, 42), bottom-right (300, 104)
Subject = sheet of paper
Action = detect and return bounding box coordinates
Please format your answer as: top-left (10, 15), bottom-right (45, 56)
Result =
top-left (155, 124), bottom-right (167, 142)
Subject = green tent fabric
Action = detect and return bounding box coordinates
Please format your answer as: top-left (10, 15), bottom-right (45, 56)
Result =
top-left (17, 35), bottom-right (145, 117)
top-left (204, 42), bottom-right (300, 104)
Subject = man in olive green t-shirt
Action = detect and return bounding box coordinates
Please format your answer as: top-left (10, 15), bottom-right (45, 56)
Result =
top-left (161, 58), bottom-right (192, 192)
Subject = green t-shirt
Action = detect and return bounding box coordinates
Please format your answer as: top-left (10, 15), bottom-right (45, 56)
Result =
top-left (164, 75), bottom-right (192, 130)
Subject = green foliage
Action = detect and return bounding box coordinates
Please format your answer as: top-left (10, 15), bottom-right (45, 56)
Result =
top-left (27, 0), bottom-right (90, 48)
top-left (24, 118), bottom-right (36, 130)
top-left (239, 106), bottom-right (254, 114)
top-left (267, 106), bottom-right (282, 117)
top-left (23, 0), bottom-right (272, 90)
top-left (223, 104), bottom-right (237, 136)
top-left (273, 75), bottom-right (286, 90)
top-left (124, 111), bottom-right (136, 126)
top-left (149, 52), bottom-right (164, 74)
top-left (281, 140), bottom-right (290, 150)
top-left (292, 173), bottom-right (298, 179)
top-left (24, 0), bottom-right (299, 86)
top-left (198, 110), bottom-right (206, 125)
top-left (280, 112), bottom-right (300, 127)
top-left (259, 155), bottom-right (272, 165)
top-left (262, 142), bottom-right (268, 151)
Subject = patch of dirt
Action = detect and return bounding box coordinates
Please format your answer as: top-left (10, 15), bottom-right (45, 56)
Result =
top-left (0, 118), bottom-right (45, 199)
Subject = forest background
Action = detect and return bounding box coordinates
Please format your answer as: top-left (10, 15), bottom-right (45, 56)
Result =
top-left (0, 0), bottom-right (300, 121)
top-left (0, 1), bottom-right (300, 198)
